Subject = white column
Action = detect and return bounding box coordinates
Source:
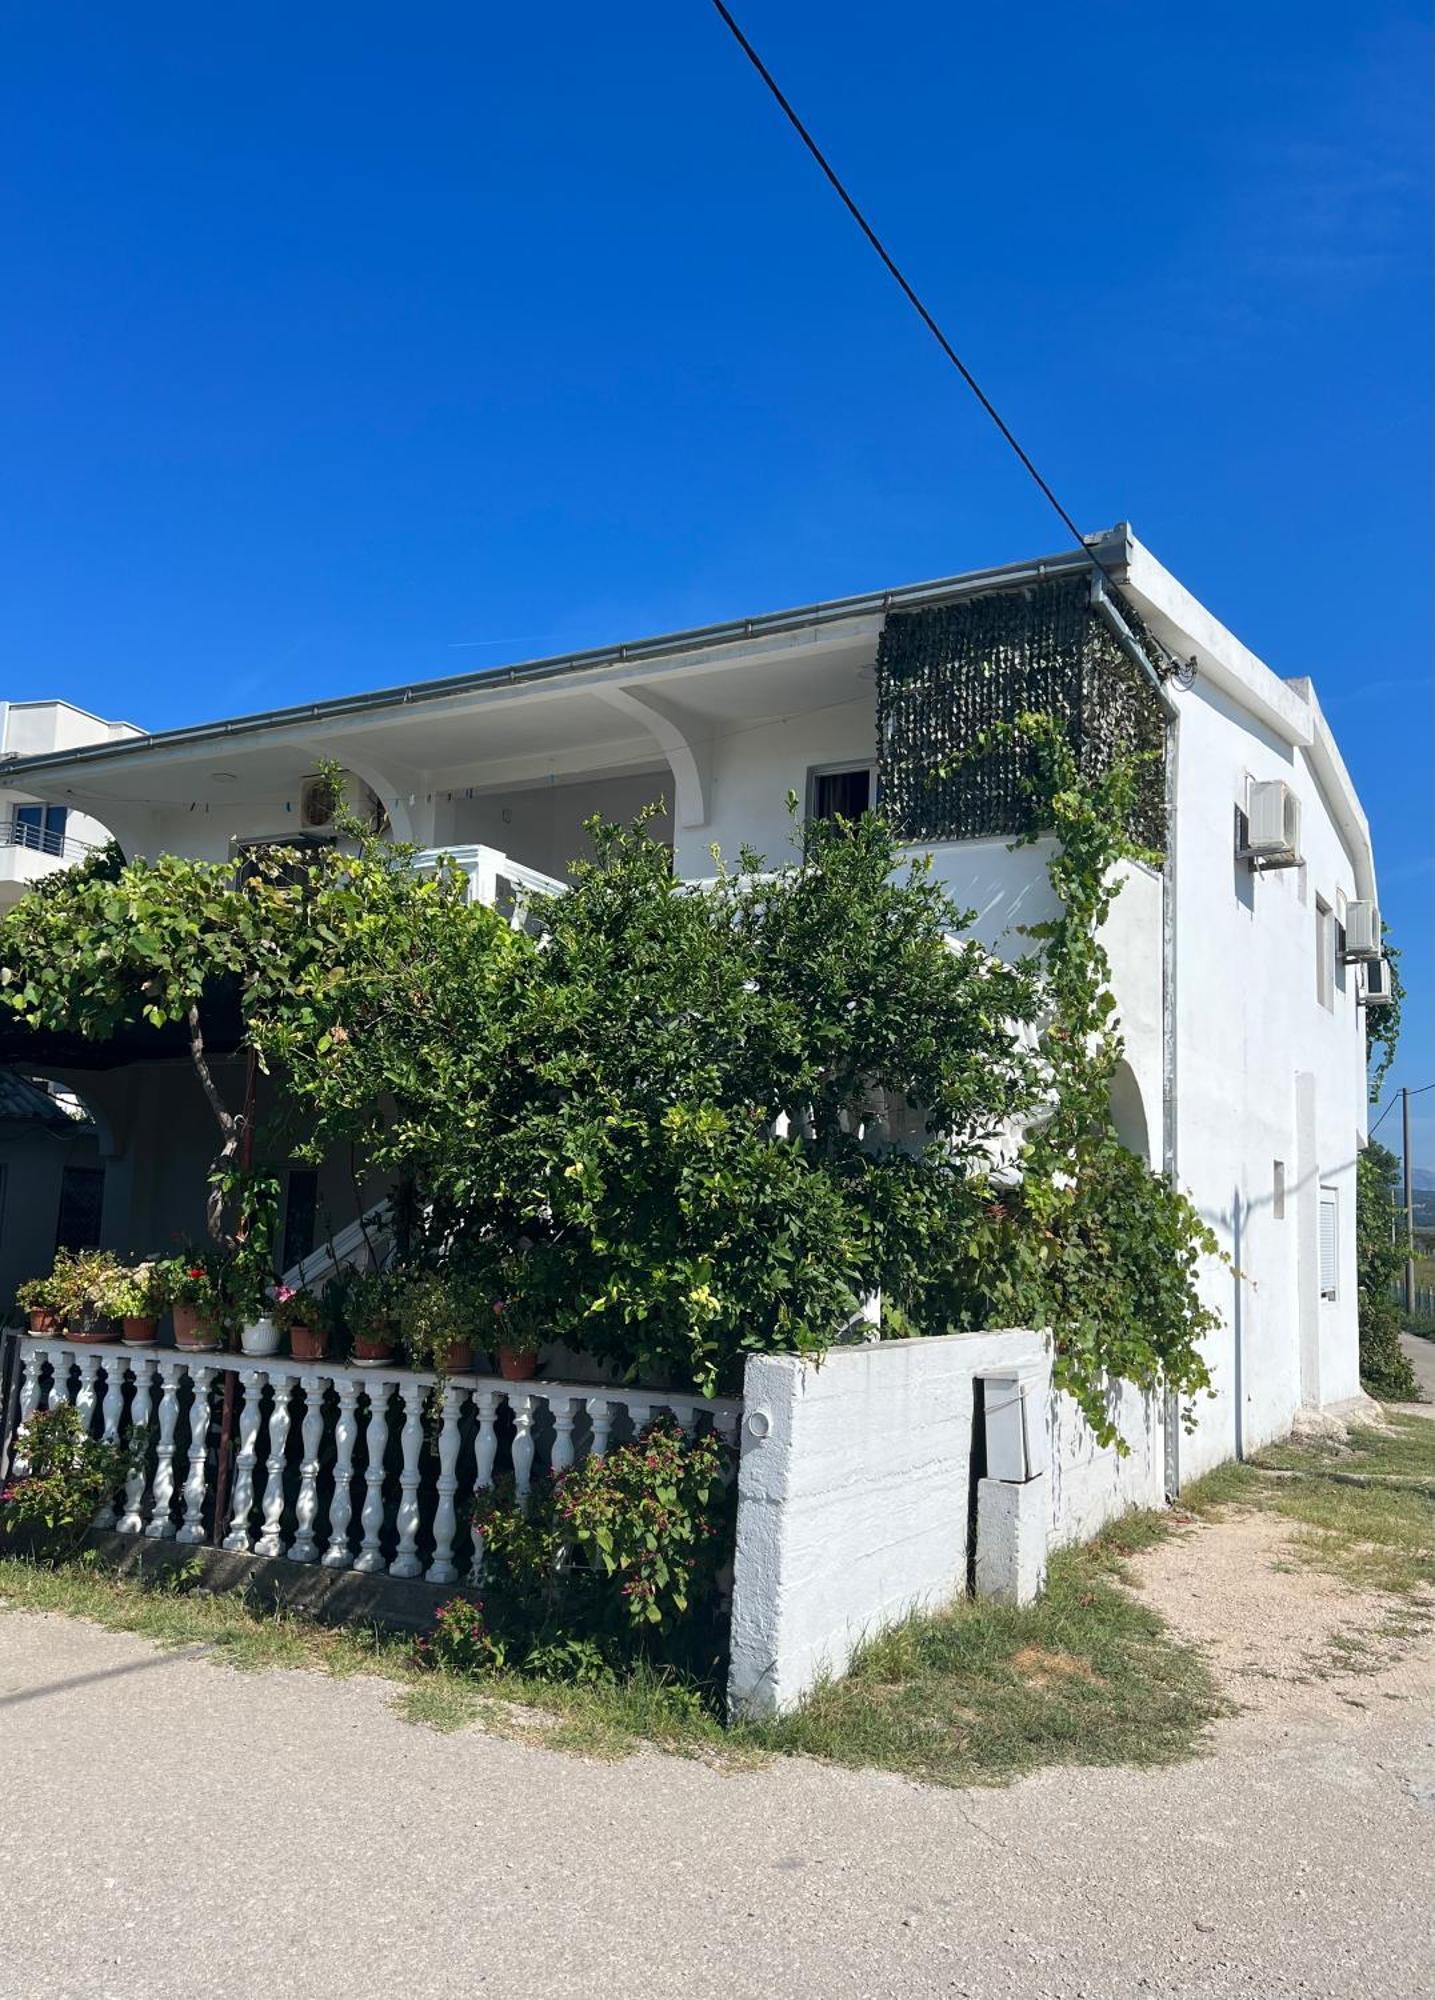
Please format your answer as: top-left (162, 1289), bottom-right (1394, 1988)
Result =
top-left (354, 1382), bottom-right (392, 1574)
top-left (9, 1343), bottom-right (47, 1475)
top-left (288, 1377), bottom-right (326, 1563)
top-left (45, 1349), bottom-right (74, 1412)
top-left (473, 1390), bottom-right (500, 1491)
top-left (586, 1397), bottom-right (612, 1460)
top-left (510, 1393), bottom-right (534, 1502)
top-left (427, 1384), bottom-right (464, 1584)
top-left (389, 1383), bottom-right (426, 1579)
top-left (92, 1356), bottom-right (128, 1528)
top-left (143, 1359), bottom-right (182, 1540)
top-left (175, 1367), bottom-right (214, 1545)
top-left (321, 1377), bottom-right (359, 1570)
top-left (548, 1395), bottom-right (576, 1477)
top-left (253, 1371), bottom-right (293, 1558)
top-left (117, 1356), bottom-right (156, 1534)
top-left (74, 1352), bottom-right (101, 1435)
top-left (222, 1370), bottom-right (265, 1552)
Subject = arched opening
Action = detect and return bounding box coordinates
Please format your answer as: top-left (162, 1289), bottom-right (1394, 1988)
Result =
top-left (1108, 1059), bottom-right (1151, 1166)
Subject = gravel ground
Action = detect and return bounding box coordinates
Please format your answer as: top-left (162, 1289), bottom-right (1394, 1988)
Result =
top-left (1, 1526), bottom-right (1432, 2000)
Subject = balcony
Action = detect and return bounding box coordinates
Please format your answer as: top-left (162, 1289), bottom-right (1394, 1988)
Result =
top-left (0, 815), bottom-right (97, 907)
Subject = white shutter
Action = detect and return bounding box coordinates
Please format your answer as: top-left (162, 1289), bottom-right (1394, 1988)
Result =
top-left (1318, 1187), bottom-right (1339, 1300)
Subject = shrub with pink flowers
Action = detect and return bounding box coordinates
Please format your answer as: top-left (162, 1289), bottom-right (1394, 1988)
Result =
top-left (412, 1595), bottom-right (506, 1675)
top-left (1, 1402), bottom-right (137, 1554)
top-left (471, 1415), bottom-right (731, 1640)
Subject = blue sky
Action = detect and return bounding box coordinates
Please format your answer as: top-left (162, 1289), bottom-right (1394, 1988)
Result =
top-left (2, 3), bottom-right (1430, 1157)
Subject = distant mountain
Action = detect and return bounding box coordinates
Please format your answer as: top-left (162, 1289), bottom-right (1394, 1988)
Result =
top-left (1413, 1168), bottom-right (1435, 1192)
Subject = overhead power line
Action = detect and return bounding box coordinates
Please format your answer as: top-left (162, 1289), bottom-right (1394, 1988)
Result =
top-left (1370, 1082), bottom-right (1434, 1139)
top-left (706, 0), bottom-right (1157, 631)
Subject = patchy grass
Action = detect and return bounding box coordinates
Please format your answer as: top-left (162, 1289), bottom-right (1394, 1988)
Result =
top-left (754, 1524), bottom-right (1225, 1789)
top-left (0, 1517), bottom-right (1224, 1790)
top-left (1177, 1411), bottom-right (1435, 1600)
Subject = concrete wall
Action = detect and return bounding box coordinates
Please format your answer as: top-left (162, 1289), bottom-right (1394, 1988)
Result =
top-left (0, 1120), bottom-right (105, 1314)
top-left (728, 1331), bottom-right (1046, 1717)
top-left (727, 1331), bottom-right (1175, 1718)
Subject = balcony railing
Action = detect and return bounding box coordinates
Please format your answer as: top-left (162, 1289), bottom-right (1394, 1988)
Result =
top-left (0, 816), bottom-right (96, 864)
top-left (413, 843), bottom-right (567, 935)
top-left (6, 1337), bottom-right (740, 1584)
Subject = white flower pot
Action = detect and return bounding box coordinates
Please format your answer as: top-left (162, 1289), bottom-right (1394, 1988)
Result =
top-left (240, 1316), bottom-right (281, 1357)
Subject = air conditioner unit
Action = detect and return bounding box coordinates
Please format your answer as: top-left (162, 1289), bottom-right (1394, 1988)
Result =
top-left (1341, 899), bottom-right (1381, 960)
top-left (1359, 956), bottom-right (1394, 1009)
top-left (299, 770), bottom-right (384, 833)
top-left (1244, 779), bottom-right (1302, 867)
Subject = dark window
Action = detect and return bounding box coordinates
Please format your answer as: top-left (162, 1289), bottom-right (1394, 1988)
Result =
top-left (55, 1166), bottom-right (104, 1251)
top-left (280, 1168), bottom-right (319, 1273)
top-left (810, 767), bottom-right (873, 823)
top-left (14, 804), bottom-right (69, 856)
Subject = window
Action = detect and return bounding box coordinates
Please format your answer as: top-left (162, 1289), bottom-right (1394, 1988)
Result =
top-left (0, 1161), bottom-right (8, 1245)
top-left (807, 765), bottom-right (874, 824)
top-left (1315, 898), bottom-right (1335, 1010)
top-left (55, 1165), bottom-right (104, 1252)
top-left (280, 1167), bottom-right (319, 1273)
top-left (1318, 1185), bottom-right (1339, 1301)
top-left (13, 803), bottom-right (69, 856)
top-left (1273, 1160), bottom-right (1286, 1221)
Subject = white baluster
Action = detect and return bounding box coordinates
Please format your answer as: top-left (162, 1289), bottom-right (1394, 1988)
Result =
top-left (510, 1393), bottom-right (534, 1502)
top-left (222, 1370), bottom-right (265, 1551)
top-left (626, 1396), bottom-right (652, 1449)
top-left (673, 1400), bottom-right (699, 1440)
top-left (253, 1371), bottom-right (293, 1557)
top-left (10, 1343), bottom-right (48, 1476)
top-left (143, 1359), bottom-right (182, 1539)
top-left (117, 1356), bottom-right (155, 1533)
top-left (473, 1390), bottom-right (500, 1491)
top-left (175, 1367), bottom-right (214, 1544)
top-left (45, 1348), bottom-right (74, 1412)
top-left (353, 1382), bottom-right (392, 1574)
top-left (74, 1351), bottom-right (101, 1435)
top-left (288, 1377), bottom-right (326, 1563)
top-left (585, 1397), bottom-right (612, 1460)
top-left (714, 1406), bottom-right (739, 1479)
top-left (389, 1382), bottom-right (426, 1579)
top-left (548, 1395), bottom-right (576, 1478)
top-left (322, 1377), bottom-right (359, 1569)
top-left (427, 1384), bottom-right (464, 1584)
top-left (92, 1357), bottom-right (129, 1528)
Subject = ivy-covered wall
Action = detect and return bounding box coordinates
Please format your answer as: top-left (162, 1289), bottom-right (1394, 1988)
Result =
top-left (875, 575), bottom-right (1167, 849)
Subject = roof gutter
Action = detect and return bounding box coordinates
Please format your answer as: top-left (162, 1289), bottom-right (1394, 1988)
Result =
top-left (0, 533), bottom-right (1130, 783)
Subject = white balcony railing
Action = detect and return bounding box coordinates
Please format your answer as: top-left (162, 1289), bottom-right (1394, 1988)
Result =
top-left (8, 1339), bottom-right (739, 1584)
top-left (413, 843), bottom-right (567, 936)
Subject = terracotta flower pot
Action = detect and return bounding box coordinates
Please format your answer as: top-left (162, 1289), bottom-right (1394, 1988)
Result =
top-left (121, 1316), bottom-right (159, 1346)
top-left (65, 1319), bottom-right (114, 1345)
top-left (26, 1309), bottom-right (60, 1334)
top-left (173, 1304), bottom-right (223, 1352)
top-left (288, 1323), bottom-right (330, 1362)
top-left (498, 1346), bottom-right (538, 1382)
top-left (439, 1340), bottom-right (476, 1374)
top-left (353, 1331), bottom-right (397, 1364)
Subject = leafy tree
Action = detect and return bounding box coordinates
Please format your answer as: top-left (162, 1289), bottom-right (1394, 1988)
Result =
top-left (1356, 1142), bottom-right (1417, 1400)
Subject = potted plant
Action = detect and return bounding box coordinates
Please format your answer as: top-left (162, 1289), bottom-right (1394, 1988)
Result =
top-left (490, 1297), bottom-right (542, 1381)
top-left (347, 1269), bottom-right (400, 1365)
top-left (54, 1249), bottom-right (121, 1344)
top-left (108, 1260), bottom-right (166, 1346)
top-left (162, 1253), bottom-right (228, 1352)
top-left (399, 1269), bottom-right (477, 1377)
top-left (272, 1284), bottom-right (328, 1360)
top-left (14, 1270), bottom-right (62, 1334)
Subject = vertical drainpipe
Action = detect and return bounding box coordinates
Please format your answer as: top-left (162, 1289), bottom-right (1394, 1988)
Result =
top-left (1160, 713), bottom-right (1181, 1498)
top-left (1088, 581), bottom-right (1183, 1499)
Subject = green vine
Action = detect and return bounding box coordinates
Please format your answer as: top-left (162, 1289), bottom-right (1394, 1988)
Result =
top-left (1365, 922), bottom-right (1403, 1104)
top-left (943, 712), bottom-right (1218, 1449)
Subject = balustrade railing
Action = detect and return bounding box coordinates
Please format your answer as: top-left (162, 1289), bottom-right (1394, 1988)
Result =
top-left (5, 1339), bottom-right (740, 1587)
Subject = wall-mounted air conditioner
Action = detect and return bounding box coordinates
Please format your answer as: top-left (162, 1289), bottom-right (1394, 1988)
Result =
top-left (1358, 956), bottom-right (1394, 1009)
top-left (1241, 779), bottom-right (1302, 869)
top-left (1341, 899), bottom-right (1381, 960)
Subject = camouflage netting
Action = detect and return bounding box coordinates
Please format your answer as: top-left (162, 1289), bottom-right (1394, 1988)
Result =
top-left (875, 574), bottom-right (1167, 851)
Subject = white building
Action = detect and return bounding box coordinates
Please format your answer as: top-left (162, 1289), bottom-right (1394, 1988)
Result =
top-left (0, 699), bottom-right (138, 909)
top-left (0, 526), bottom-right (1382, 1488)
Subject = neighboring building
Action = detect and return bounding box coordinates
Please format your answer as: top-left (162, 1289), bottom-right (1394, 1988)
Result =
top-left (0, 526), bottom-right (1383, 1485)
top-left (0, 698), bottom-right (139, 909)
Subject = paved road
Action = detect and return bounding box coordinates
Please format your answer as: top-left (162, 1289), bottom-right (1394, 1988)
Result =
top-left (1400, 1330), bottom-right (1435, 1407)
top-left (1, 1609), bottom-right (1431, 2000)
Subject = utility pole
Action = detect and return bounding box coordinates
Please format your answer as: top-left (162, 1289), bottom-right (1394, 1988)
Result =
top-left (1402, 1085), bottom-right (1416, 1316)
